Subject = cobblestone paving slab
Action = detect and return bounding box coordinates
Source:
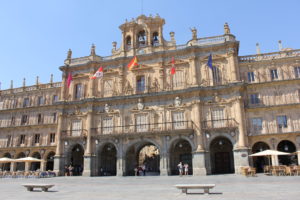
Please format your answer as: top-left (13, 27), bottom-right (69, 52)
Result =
top-left (0, 174), bottom-right (299, 200)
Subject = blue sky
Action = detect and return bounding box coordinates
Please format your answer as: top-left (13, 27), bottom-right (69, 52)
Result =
top-left (0, 0), bottom-right (300, 89)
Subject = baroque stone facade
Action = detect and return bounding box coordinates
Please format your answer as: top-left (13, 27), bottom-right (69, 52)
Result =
top-left (0, 15), bottom-right (300, 176)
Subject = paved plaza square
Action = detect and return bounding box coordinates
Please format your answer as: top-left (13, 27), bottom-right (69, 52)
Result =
top-left (1, 174), bottom-right (299, 200)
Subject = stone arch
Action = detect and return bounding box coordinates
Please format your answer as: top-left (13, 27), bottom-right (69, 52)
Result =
top-left (124, 139), bottom-right (161, 176)
top-left (1, 152), bottom-right (12, 171)
top-left (66, 143), bottom-right (84, 176)
top-left (45, 151), bottom-right (55, 171)
top-left (168, 135), bottom-right (196, 153)
top-left (16, 152), bottom-right (26, 171)
top-left (251, 141), bottom-right (270, 172)
top-left (169, 138), bottom-right (193, 175)
top-left (30, 152), bottom-right (41, 171)
top-left (208, 133), bottom-right (236, 149)
top-left (97, 142), bottom-right (117, 176)
top-left (277, 140), bottom-right (297, 165)
top-left (209, 136), bottom-right (234, 174)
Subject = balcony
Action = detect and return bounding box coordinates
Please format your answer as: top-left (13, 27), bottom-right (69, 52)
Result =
top-left (244, 97), bottom-right (300, 108)
top-left (202, 119), bottom-right (238, 130)
top-left (91, 121), bottom-right (194, 137)
top-left (61, 129), bottom-right (88, 139)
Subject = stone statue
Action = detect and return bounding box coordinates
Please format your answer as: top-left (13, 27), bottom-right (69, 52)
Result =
top-left (190, 27), bottom-right (197, 40)
top-left (169, 32), bottom-right (175, 41)
top-left (104, 104), bottom-right (110, 113)
top-left (224, 22), bottom-right (230, 34)
top-left (67, 49), bottom-right (72, 59)
top-left (137, 98), bottom-right (144, 110)
top-left (174, 96), bottom-right (181, 107)
top-left (152, 78), bottom-right (159, 92)
top-left (90, 44), bottom-right (96, 56)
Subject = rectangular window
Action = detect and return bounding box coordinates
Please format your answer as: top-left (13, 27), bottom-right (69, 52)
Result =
top-left (247, 71), bottom-right (255, 82)
top-left (11, 99), bottom-right (17, 109)
top-left (277, 115), bottom-right (288, 128)
top-left (34, 134), bottom-right (40, 144)
top-left (11, 116), bottom-right (15, 126)
top-left (211, 108), bottom-right (225, 128)
top-left (37, 96), bottom-right (44, 106)
top-left (72, 120), bottom-right (82, 136)
top-left (103, 117), bottom-right (113, 134)
top-left (50, 133), bottom-right (55, 143)
top-left (52, 113), bottom-right (57, 123)
top-left (172, 111), bottom-right (185, 129)
top-left (20, 135), bottom-right (26, 144)
top-left (173, 71), bottom-right (184, 88)
top-left (6, 135), bottom-right (12, 147)
top-left (136, 76), bottom-right (145, 93)
top-left (52, 95), bottom-right (58, 103)
top-left (136, 114), bottom-right (148, 132)
top-left (21, 115), bottom-right (28, 125)
top-left (37, 114), bottom-right (43, 124)
top-left (75, 84), bottom-right (82, 99)
top-left (212, 66), bottom-right (221, 85)
top-left (251, 118), bottom-right (263, 131)
top-left (294, 66), bottom-right (300, 78)
top-left (0, 101), bottom-right (3, 110)
top-left (23, 98), bottom-right (29, 107)
top-left (104, 80), bottom-right (114, 96)
top-left (270, 69), bottom-right (278, 80)
top-left (250, 93), bottom-right (260, 104)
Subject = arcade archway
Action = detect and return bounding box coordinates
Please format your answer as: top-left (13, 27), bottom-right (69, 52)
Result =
top-left (46, 151), bottom-right (55, 171)
top-left (70, 144), bottom-right (84, 176)
top-left (210, 137), bottom-right (234, 174)
top-left (169, 139), bottom-right (193, 175)
top-left (30, 152), bottom-right (41, 171)
top-left (277, 140), bottom-right (297, 165)
top-left (252, 142), bottom-right (270, 172)
top-left (1, 153), bottom-right (11, 171)
top-left (125, 142), bottom-right (160, 176)
top-left (16, 152), bottom-right (25, 171)
top-left (99, 143), bottom-right (117, 176)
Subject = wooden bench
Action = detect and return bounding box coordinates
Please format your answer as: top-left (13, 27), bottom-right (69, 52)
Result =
top-left (175, 184), bottom-right (216, 194)
top-left (22, 184), bottom-right (54, 192)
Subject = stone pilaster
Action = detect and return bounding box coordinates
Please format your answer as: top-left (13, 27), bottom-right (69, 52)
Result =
top-left (116, 156), bottom-right (124, 176)
top-left (297, 151), bottom-right (300, 165)
top-left (227, 50), bottom-right (238, 82)
top-left (233, 148), bottom-right (249, 174)
top-left (235, 97), bottom-right (247, 148)
top-left (82, 111), bottom-right (94, 176)
top-left (192, 150), bottom-right (207, 175)
top-left (159, 152), bottom-right (169, 176)
top-left (54, 113), bottom-right (64, 175)
top-left (189, 57), bottom-right (198, 86)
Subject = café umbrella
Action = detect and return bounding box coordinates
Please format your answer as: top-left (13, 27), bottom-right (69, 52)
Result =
top-left (0, 157), bottom-right (16, 163)
top-left (15, 157), bottom-right (42, 162)
top-left (249, 150), bottom-right (290, 166)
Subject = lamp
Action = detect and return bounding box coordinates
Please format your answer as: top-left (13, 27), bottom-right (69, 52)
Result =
top-left (178, 143), bottom-right (183, 148)
top-left (64, 141), bottom-right (68, 146)
top-left (284, 145), bottom-right (289, 151)
top-left (76, 147), bottom-right (80, 152)
top-left (219, 140), bottom-right (223, 145)
top-left (206, 133), bottom-right (210, 139)
top-left (95, 139), bottom-right (99, 145)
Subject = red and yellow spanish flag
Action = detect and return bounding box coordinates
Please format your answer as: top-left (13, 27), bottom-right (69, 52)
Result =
top-left (90, 66), bottom-right (103, 79)
top-left (170, 57), bottom-right (176, 75)
top-left (127, 56), bottom-right (138, 70)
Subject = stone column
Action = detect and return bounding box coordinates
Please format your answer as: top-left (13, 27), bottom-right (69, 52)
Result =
top-left (60, 72), bottom-right (67, 100)
top-left (227, 50), bottom-right (238, 82)
top-left (54, 113), bottom-right (64, 176)
top-left (88, 71), bottom-right (94, 98)
top-left (233, 97), bottom-right (249, 173)
top-left (10, 162), bottom-right (16, 172)
top-left (297, 151), bottom-right (300, 165)
top-left (189, 57), bottom-right (198, 86)
top-left (160, 136), bottom-right (169, 175)
top-left (116, 144), bottom-right (124, 176)
top-left (191, 102), bottom-right (207, 175)
top-left (83, 111), bottom-right (94, 176)
top-left (25, 162), bottom-right (30, 171)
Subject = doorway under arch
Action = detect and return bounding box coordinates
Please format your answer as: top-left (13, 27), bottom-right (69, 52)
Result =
top-left (169, 139), bottom-right (193, 175)
top-left (46, 151), bottom-right (55, 171)
top-left (99, 143), bottom-right (117, 176)
top-left (70, 144), bottom-right (84, 176)
top-left (210, 137), bottom-right (234, 174)
top-left (252, 142), bottom-right (270, 172)
top-left (125, 142), bottom-right (160, 176)
top-left (16, 152), bottom-right (25, 171)
top-left (2, 153), bottom-right (11, 171)
top-left (31, 152), bottom-right (41, 171)
top-left (277, 140), bottom-right (297, 165)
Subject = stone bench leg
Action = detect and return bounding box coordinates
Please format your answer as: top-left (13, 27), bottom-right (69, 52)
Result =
top-left (204, 188), bottom-right (210, 194)
top-left (27, 187), bottom-right (33, 191)
top-left (181, 188), bottom-right (187, 194)
top-left (42, 188), bottom-right (48, 192)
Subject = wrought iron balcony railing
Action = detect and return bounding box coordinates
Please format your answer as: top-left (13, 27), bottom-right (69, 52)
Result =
top-left (61, 129), bottom-right (88, 138)
top-left (202, 119), bottom-right (238, 130)
top-left (91, 121), bottom-right (194, 136)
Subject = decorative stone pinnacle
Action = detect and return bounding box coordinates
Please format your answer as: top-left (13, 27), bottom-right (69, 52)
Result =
top-left (23, 78), bottom-right (26, 87)
top-left (224, 22), bottom-right (230, 34)
top-left (50, 74), bottom-right (53, 84)
top-left (278, 40), bottom-right (283, 51)
top-left (36, 76), bottom-right (39, 85)
top-left (67, 49), bottom-right (72, 59)
top-left (90, 44), bottom-right (96, 56)
top-left (10, 80), bottom-right (13, 89)
top-left (256, 43), bottom-right (261, 54)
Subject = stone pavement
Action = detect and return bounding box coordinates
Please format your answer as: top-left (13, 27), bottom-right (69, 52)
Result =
top-left (0, 174), bottom-right (299, 200)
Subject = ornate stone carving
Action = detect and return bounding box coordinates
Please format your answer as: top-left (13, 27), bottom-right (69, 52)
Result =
top-left (190, 27), bottom-right (197, 40)
top-left (224, 22), bottom-right (230, 34)
top-left (104, 104), bottom-right (110, 113)
top-left (174, 97), bottom-right (181, 107)
top-left (137, 98), bottom-right (144, 110)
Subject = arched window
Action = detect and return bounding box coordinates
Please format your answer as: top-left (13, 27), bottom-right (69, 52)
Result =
top-left (126, 36), bottom-right (131, 50)
top-left (137, 30), bottom-right (146, 47)
top-left (152, 32), bottom-right (159, 46)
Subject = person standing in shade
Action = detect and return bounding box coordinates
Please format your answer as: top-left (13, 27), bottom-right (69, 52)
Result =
top-left (184, 163), bottom-right (189, 175)
top-left (177, 162), bottom-right (183, 176)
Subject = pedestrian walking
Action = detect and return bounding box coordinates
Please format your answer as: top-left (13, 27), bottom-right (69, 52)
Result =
top-left (177, 162), bottom-right (183, 176)
top-left (184, 163), bottom-right (189, 175)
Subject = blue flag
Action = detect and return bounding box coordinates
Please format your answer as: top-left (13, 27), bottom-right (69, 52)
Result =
top-left (207, 54), bottom-right (213, 70)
